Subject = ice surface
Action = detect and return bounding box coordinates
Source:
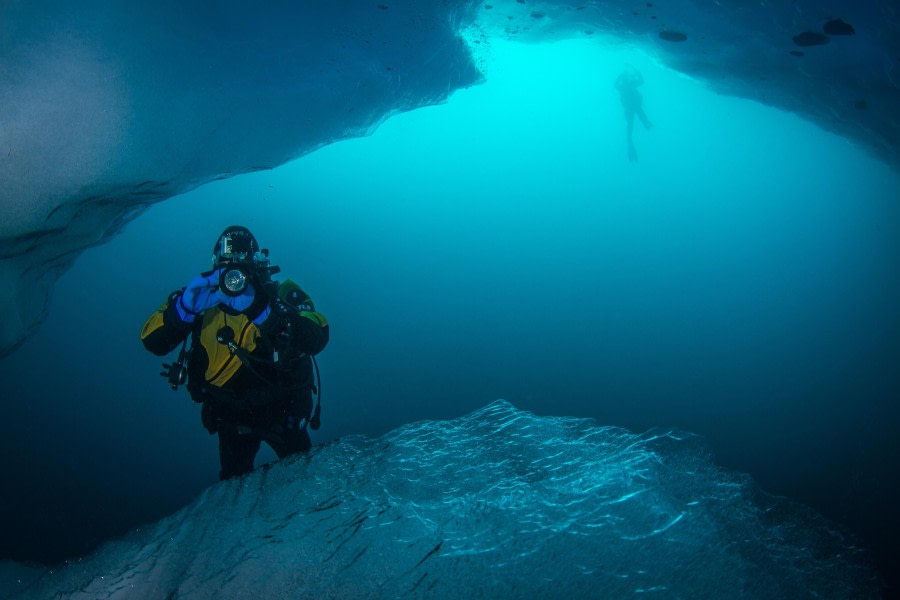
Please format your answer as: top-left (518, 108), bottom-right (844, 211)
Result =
top-left (0, 401), bottom-right (879, 599)
top-left (1, 0), bottom-right (898, 355)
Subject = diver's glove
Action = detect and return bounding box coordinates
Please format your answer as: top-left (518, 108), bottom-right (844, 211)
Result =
top-left (176, 271), bottom-right (221, 322)
top-left (217, 282), bottom-right (256, 313)
top-left (252, 304), bottom-right (271, 326)
top-left (176, 270), bottom-right (270, 324)
top-left (215, 281), bottom-right (272, 326)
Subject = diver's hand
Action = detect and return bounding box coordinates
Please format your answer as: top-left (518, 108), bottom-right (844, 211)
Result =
top-left (219, 283), bottom-right (272, 326)
top-left (175, 270), bottom-right (268, 323)
top-left (217, 282), bottom-right (256, 314)
top-left (175, 271), bottom-right (222, 322)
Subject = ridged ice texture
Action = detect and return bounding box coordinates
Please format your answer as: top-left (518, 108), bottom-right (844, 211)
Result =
top-left (1, 401), bottom-right (880, 599)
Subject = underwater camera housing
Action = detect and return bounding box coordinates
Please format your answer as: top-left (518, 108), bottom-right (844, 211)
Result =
top-left (217, 249), bottom-right (281, 297)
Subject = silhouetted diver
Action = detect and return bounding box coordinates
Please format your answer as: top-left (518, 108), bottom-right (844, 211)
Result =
top-left (615, 65), bottom-right (653, 162)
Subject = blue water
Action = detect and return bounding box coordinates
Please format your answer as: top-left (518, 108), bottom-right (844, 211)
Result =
top-left (2, 38), bottom-right (899, 592)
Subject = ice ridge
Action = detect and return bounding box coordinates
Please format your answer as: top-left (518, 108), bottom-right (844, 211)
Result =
top-left (1, 401), bottom-right (880, 599)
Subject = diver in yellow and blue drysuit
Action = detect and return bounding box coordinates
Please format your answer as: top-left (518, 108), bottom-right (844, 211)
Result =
top-left (141, 226), bottom-right (329, 480)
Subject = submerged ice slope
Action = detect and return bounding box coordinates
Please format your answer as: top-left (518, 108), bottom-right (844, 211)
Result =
top-left (2, 0), bottom-right (900, 356)
top-left (2, 402), bottom-right (879, 599)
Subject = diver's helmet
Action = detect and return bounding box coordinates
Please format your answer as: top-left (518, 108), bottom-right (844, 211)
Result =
top-left (212, 226), bottom-right (272, 296)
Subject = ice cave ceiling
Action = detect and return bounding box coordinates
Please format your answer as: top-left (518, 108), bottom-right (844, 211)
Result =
top-left (1, 0), bottom-right (897, 356)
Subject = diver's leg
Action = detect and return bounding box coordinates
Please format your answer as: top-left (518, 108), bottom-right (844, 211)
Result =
top-left (217, 428), bottom-right (262, 480)
top-left (625, 110), bottom-right (637, 161)
top-left (269, 426), bottom-right (312, 460)
top-left (625, 110), bottom-right (635, 141)
top-left (636, 107), bottom-right (652, 129)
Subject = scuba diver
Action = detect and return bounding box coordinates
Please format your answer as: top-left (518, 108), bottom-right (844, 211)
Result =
top-left (614, 64), bottom-right (653, 162)
top-left (141, 226), bottom-right (329, 480)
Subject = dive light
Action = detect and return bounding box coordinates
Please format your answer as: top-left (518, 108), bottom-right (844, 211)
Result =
top-left (217, 249), bottom-right (279, 297)
top-left (219, 266), bottom-right (251, 296)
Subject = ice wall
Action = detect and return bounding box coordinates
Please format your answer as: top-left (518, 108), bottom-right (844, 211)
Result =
top-left (0, 0), bottom-right (482, 355)
top-left (0, 401), bottom-right (880, 598)
top-left (2, 0), bottom-right (898, 356)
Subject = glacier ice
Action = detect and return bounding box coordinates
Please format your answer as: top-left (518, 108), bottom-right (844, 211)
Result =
top-left (0, 401), bottom-right (880, 599)
top-left (2, 0), bottom-right (900, 356)
top-left (0, 0), bottom-right (482, 355)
